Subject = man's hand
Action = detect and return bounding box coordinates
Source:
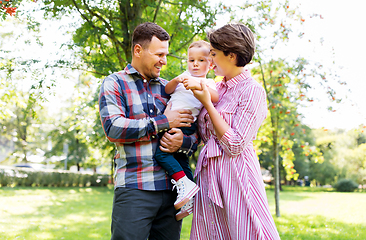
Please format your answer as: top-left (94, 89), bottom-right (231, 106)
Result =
top-left (164, 102), bottom-right (194, 129)
top-left (159, 128), bottom-right (183, 153)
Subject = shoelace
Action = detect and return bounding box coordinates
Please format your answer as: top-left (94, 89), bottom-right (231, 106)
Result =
top-left (171, 179), bottom-right (183, 196)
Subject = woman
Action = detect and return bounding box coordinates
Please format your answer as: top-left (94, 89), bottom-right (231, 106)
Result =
top-left (189, 23), bottom-right (280, 239)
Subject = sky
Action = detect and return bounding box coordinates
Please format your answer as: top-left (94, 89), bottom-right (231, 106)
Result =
top-left (3, 0), bottom-right (366, 131)
top-left (292, 0), bottom-right (366, 130)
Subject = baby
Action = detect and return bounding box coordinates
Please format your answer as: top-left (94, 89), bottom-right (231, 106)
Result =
top-left (155, 40), bottom-right (219, 220)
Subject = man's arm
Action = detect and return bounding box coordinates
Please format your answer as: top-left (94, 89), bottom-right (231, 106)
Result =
top-left (98, 75), bottom-right (161, 143)
top-left (99, 74), bottom-right (194, 144)
top-left (160, 104), bottom-right (198, 156)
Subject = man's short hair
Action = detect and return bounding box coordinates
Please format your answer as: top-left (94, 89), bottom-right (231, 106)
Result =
top-left (207, 23), bottom-right (255, 67)
top-left (132, 22), bottom-right (170, 51)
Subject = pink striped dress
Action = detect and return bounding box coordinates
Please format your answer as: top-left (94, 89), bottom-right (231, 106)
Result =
top-left (190, 70), bottom-right (280, 240)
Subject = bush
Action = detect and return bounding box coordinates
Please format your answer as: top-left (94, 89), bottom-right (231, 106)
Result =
top-left (334, 179), bottom-right (359, 192)
top-left (0, 166), bottom-right (109, 188)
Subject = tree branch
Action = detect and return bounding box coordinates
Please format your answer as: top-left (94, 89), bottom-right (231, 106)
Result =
top-left (71, 0), bottom-right (126, 68)
top-left (153, 0), bottom-right (163, 23)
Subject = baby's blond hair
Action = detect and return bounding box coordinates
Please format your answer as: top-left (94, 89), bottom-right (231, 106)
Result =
top-left (188, 40), bottom-right (210, 50)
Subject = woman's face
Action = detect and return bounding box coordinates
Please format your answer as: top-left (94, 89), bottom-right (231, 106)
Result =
top-left (209, 46), bottom-right (233, 79)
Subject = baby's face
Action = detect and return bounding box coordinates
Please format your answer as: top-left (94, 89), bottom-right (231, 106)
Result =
top-left (187, 47), bottom-right (211, 78)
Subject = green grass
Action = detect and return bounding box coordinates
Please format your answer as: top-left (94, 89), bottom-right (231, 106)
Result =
top-left (267, 188), bottom-right (366, 239)
top-left (0, 187), bottom-right (112, 240)
top-left (1, 186), bottom-right (366, 239)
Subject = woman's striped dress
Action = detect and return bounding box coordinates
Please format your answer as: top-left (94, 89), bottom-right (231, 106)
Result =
top-left (190, 70), bottom-right (280, 240)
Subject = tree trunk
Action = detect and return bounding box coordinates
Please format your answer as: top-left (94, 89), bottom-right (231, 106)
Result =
top-left (273, 128), bottom-right (281, 217)
top-left (110, 147), bottom-right (115, 184)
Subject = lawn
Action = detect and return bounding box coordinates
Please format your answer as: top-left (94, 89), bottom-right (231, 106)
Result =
top-left (1, 186), bottom-right (366, 239)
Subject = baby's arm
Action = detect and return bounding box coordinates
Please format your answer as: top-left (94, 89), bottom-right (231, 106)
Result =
top-left (165, 77), bottom-right (183, 94)
top-left (183, 77), bottom-right (219, 103)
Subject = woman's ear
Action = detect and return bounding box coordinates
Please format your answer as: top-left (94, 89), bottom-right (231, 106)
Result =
top-left (229, 52), bottom-right (237, 62)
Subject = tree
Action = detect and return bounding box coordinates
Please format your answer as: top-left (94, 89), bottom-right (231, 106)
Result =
top-left (307, 127), bottom-right (366, 190)
top-left (44, 74), bottom-right (110, 171)
top-left (230, 0), bottom-right (341, 216)
top-left (1, 0), bottom-right (19, 19)
top-left (21, 0), bottom-right (226, 176)
top-left (0, 15), bottom-right (55, 164)
top-left (40, 0), bottom-right (224, 79)
top-left (0, 89), bottom-right (49, 163)
top-left (309, 128), bottom-right (341, 185)
top-left (252, 59), bottom-right (324, 216)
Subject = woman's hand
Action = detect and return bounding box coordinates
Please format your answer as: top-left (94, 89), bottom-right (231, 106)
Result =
top-left (183, 77), bottom-right (201, 91)
top-left (192, 80), bottom-right (212, 107)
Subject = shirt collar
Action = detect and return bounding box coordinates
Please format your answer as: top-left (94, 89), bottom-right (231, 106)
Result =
top-left (219, 69), bottom-right (251, 89)
top-left (125, 64), bottom-right (163, 83)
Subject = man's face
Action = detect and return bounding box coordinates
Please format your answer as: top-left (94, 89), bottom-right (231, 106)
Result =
top-left (139, 36), bottom-right (169, 80)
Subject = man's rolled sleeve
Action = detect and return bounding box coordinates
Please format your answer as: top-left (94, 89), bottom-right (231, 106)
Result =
top-left (180, 132), bottom-right (199, 157)
top-left (152, 114), bottom-right (170, 135)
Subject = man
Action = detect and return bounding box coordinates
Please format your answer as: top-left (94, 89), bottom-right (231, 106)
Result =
top-left (99, 22), bottom-right (196, 240)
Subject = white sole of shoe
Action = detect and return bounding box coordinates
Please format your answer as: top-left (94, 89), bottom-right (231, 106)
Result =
top-left (176, 207), bottom-right (193, 221)
top-left (174, 185), bottom-right (200, 210)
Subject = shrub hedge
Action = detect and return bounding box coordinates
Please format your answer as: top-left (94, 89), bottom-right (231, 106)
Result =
top-left (0, 167), bottom-right (109, 187)
top-left (333, 179), bottom-right (359, 192)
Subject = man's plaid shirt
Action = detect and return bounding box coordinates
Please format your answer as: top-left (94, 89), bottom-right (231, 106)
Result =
top-left (99, 64), bottom-right (198, 190)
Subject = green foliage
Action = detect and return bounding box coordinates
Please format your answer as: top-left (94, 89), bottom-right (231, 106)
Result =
top-left (310, 127), bottom-right (366, 186)
top-left (334, 179), bottom-right (359, 192)
top-left (44, 74), bottom-right (114, 171)
top-left (0, 90), bottom-right (49, 163)
top-left (253, 59), bottom-right (324, 182)
top-left (0, 0), bottom-right (21, 20)
top-left (227, 1), bottom-right (340, 186)
top-left (0, 17), bottom-right (56, 164)
top-left (41, 0), bottom-right (224, 78)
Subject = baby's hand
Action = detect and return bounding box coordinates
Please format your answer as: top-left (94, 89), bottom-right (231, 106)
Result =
top-left (183, 76), bottom-right (201, 90)
top-left (172, 76), bottom-right (185, 84)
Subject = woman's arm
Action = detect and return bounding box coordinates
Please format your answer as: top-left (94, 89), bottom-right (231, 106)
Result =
top-left (194, 79), bottom-right (267, 156)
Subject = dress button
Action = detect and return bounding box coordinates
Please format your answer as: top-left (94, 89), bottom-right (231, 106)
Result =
top-left (150, 109), bottom-right (153, 113)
